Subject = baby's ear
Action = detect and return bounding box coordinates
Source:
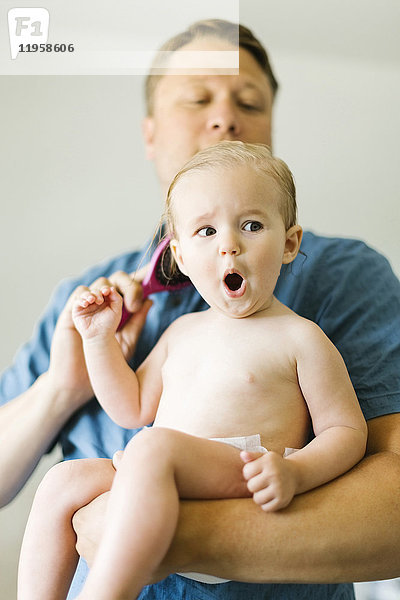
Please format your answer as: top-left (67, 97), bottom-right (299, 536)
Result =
top-left (169, 239), bottom-right (188, 276)
top-left (282, 225), bottom-right (303, 264)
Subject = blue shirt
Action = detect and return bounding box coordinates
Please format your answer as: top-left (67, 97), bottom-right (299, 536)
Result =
top-left (2, 231), bottom-right (400, 600)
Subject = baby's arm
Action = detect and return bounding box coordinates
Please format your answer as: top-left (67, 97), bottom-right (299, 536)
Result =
top-left (242, 320), bottom-right (367, 512)
top-left (72, 287), bottom-right (165, 428)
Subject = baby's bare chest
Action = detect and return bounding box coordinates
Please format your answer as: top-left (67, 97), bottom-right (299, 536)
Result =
top-left (162, 325), bottom-right (296, 400)
top-left (155, 316), bottom-right (309, 443)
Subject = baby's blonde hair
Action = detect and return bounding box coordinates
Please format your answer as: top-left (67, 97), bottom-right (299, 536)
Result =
top-left (165, 141), bottom-right (297, 237)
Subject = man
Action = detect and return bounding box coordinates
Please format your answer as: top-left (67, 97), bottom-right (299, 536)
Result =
top-left (1, 20), bottom-right (400, 599)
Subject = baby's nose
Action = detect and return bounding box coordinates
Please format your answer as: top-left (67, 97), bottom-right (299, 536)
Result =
top-left (219, 235), bottom-right (240, 256)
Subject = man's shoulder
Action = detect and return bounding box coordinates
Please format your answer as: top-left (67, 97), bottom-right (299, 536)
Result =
top-left (299, 231), bottom-right (381, 265)
top-left (287, 230), bottom-right (395, 288)
top-left (276, 230), bottom-right (399, 320)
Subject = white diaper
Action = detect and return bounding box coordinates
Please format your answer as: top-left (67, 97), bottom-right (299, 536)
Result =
top-left (179, 434), bottom-right (298, 584)
top-left (210, 433), bottom-right (268, 454)
top-left (210, 433), bottom-right (298, 457)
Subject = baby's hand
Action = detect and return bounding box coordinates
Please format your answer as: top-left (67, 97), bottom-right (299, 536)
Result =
top-left (241, 451), bottom-right (298, 512)
top-left (72, 286), bottom-right (123, 340)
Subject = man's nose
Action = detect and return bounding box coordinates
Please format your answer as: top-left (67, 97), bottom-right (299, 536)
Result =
top-left (206, 100), bottom-right (241, 137)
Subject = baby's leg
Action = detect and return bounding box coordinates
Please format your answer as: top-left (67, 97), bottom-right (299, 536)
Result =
top-left (18, 458), bottom-right (115, 600)
top-left (78, 427), bottom-right (250, 600)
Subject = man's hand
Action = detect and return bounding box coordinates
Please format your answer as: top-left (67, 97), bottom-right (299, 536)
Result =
top-left (48, 264), bottom-right (151, 413)
top-left (83, 266), bottom-right (152, 361)
top-left (73, 491), bottom-right (109, 567)
top-left (93, 265), bottom-right (148, 317)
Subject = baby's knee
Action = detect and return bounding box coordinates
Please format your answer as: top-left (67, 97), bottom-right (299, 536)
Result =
top-left (125, 427), bottom-right (180, 461)
top-left (35, 459), bottom-right (96, 505)
top-left (38, 460), bottom-right (73, 492)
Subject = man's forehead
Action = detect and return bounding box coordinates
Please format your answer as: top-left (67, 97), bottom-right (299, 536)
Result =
top-left (169, 76), bottom-right (264, 90)
top-left (155, 47), bottom-right (272, 91)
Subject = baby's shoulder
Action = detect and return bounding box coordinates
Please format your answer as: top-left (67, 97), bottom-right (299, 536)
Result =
top-left (281, 311), bottom-right (333, 356)
top-left (270, 302), bottom-right (326, 343)
top-left (164, 310), bottom-right (207, 336)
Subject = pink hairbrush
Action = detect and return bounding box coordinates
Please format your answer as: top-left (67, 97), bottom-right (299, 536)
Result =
top-left (118, 237), bottom-right (192, 330)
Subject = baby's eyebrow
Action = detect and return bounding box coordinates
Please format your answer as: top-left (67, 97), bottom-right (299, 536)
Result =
top-left (237, 208), bottom-right (272, 222)
top-left (187, 212), bottom-right (215, 228)
top-left (241, 208), bottom-right (267, 216)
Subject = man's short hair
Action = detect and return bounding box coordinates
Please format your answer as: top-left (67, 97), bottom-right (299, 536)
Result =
top-left (145, 19), bottom-right (278, 115)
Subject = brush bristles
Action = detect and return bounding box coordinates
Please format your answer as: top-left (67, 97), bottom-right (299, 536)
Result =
top-left (156, 246), bottom-right (190, 286)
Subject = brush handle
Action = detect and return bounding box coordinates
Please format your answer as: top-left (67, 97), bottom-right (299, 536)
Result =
top-left (117, 237), bottom-right (170, 331)
top-left (117, 238), bottom-right (169, 331)
top-left (117, 237), bottom-right (192, 331)
top-left (118, 304), bottom-right (136, 331)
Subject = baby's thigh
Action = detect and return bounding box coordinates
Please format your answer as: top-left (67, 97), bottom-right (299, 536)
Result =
top-left (37, 458), bottom-right (115, 512)
top-left (126, 428), bottom-right (250, 500)
top-left (171, 434), bottom-right (251, 499)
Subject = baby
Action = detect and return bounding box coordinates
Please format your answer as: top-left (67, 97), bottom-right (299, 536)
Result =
top-left (18, 141), bottom-right (367, 600)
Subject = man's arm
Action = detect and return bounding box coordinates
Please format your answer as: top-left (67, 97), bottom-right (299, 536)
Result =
top-left (0, 373), bottom-right (85, 508)
top-left (0, 270), bottom-right (148, 507)
top-left (74, 413), bottom-right (400, 583)
top-left (0, 286), bottom-right (94, 507)
top-left (169, 413), bottom-right (400, 583)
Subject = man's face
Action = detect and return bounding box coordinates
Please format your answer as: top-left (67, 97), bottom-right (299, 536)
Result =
top-left (143, 43), bottom-right (274, 194)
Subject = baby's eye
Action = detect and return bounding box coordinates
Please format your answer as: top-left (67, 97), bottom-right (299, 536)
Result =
top-left (197, 226), bottom-right (216, 237)
top-left (243, 221), bottom-right (263, 232)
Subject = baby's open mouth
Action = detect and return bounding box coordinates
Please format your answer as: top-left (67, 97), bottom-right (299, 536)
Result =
top-left (224, 272), bottom-right (244, 291)
top-left (223, 270), bottom-right (246, 297)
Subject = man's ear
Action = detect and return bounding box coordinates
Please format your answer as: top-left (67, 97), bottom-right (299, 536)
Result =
top-left (282, 225), bottom-right (303, 264)
top-left (169, 238), bottom-right (188, 276)
top-left (142, 117), bottom-right (155, 160)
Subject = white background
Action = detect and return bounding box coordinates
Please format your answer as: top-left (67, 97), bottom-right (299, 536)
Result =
top-left (0, 0), bottom-right (399, 597)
